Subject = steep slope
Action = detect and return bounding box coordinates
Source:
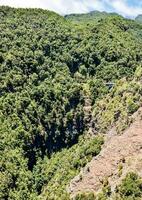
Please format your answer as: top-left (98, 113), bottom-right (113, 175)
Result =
top-left (0, 6), bottom-right (142, 200)
top-left (68, 108), bottom-right (142, 198)
top-left (68, 69), bottom-right (142, 199)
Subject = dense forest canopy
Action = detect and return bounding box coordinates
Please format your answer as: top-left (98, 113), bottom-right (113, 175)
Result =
top-left (0, 6), bottom-right (142, 200)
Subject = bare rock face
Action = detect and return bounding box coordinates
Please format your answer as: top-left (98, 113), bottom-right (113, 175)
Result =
top-left (68, 108), bottom-right (142, 198)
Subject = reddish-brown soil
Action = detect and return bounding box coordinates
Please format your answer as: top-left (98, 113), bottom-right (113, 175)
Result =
top-left (68, 108), bottom-right (142, 198)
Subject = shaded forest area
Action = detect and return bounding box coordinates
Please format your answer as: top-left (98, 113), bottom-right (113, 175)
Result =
top-left (0, 6), bottom-right (142, 199)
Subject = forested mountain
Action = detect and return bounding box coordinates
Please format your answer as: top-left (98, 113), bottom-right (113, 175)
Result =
top-left (136, 14), bottom-right (142, 23)
top-left (0, 6), bottom-right (142, 200)
top-left (65, 10), bottom-right (119, 23)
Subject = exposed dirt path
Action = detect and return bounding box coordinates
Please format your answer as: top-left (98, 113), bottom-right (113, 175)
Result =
top-left (68, 108), bottom-right (142, 198)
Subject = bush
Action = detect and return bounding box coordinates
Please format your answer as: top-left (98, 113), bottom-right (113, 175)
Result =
top-left (75, 192), bottom-right (95, 200)
top-left (118, 172), bottom-right (142, 198)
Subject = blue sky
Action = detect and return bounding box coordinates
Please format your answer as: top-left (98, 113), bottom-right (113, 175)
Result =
top-left (0, 0), bottom-right (142, 18)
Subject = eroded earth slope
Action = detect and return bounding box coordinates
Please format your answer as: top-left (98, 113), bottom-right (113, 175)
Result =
top-left (68, 108), bottom-right (142, 198)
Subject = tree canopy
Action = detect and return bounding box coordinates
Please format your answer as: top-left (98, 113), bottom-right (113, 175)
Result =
top-left (0, 6), bottom-right (142, 200)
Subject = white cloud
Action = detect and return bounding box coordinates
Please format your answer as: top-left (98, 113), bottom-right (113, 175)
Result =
top-left (0, 0), bottom-right (105, 14)
top-left (0, 0), bottom-right (44, 8)
top-left (0, 0), bottom-right (141, 18)
top-left (104, 0), bottom-right (142, 18)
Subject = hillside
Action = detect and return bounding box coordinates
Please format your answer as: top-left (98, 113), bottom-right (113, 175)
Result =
top-left (69, 107), bottom-right (142, 199)
top-left (136, 15), bottom-right (142, 23)
top-left (65, 11), bottom-right (119, 23)
top-left (0, 6), bottom-right (142, 200)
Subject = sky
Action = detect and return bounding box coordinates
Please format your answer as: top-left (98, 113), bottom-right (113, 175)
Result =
top-left (0, 0), bottom-right (142, 18)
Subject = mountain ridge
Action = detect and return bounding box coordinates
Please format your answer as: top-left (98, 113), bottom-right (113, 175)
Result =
top-left (65, 10), bottom-right (142, 24)
top-left (65, 10), bottom-right (120, 23)
top-left (136, 14), bottom-right (142, 23)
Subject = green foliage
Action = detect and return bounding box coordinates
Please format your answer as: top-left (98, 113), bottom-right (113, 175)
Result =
top-left (115, 172), bottom-right (142, 200)
top-left (80, 173), bottom-right (142, 200)
top-left (35, 136), bottom-right (103, 199)
top-left (93, 74), bottom-right (142, 134)
top-left (0, 6), bottom-right (142, 200)
top-left (75, 192), bottom-right (95, 200)
top-left (65, 10), bottom-right (119, 25)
